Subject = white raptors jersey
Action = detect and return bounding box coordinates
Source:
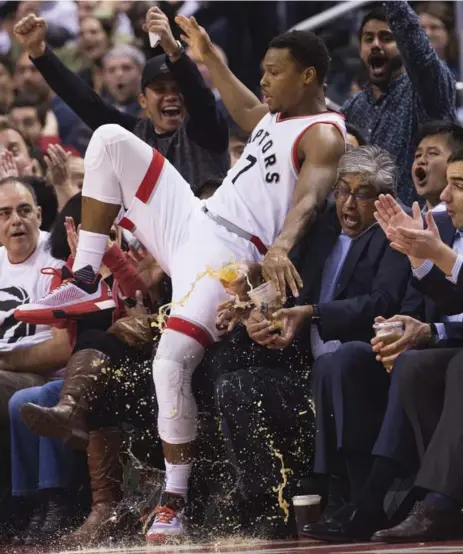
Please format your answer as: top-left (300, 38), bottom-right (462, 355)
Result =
top-left (206, 111), bottom-right (346, 247)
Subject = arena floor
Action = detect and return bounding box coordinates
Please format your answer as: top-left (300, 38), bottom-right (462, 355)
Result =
top-left (4, 538), bottom-right (463, 554)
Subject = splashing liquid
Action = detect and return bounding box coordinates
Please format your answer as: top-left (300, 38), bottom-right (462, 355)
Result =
top-left (151, 261), bottom-right (250, 333)
top-left (269, 441), bottom-right (292, 523)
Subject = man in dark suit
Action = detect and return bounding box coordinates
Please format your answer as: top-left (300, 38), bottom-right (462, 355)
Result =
top-left (365, 153), bottom-right (463, 542)
top-left (299, 153), bottom-right (463, 542)
top-left (219, 146), bottom-right (412, 535)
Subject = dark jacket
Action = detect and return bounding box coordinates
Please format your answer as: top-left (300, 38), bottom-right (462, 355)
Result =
top-left (291, 203), bottom-right (413, 345)
top-left (33, 47), bottom-right (230, 191)
top-left (407, 212), bottom-right (463, 346)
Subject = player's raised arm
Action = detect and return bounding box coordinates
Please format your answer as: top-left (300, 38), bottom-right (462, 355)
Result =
top-left (176, 14), bottom-right (268, 133)
top-left (262, 124), bottom-right (345, 302)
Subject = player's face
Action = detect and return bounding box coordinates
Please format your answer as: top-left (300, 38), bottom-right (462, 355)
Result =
top-left (441, 162), bottom-right (463, 229)
top-left (139, 76), bottom-right (186, 134)
top-left (0, 182), bottom-right (41, 263)
top-left (412, 134), bottom-right (451, 205)
top-left (260, 48), bottom-right (310, 114)
top-left (360, 19), bottom-right (403, 88)
top-left (334, 173), bottom-right (379, 237)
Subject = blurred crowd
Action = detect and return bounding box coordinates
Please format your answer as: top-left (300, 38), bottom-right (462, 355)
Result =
top-left (0, 0), bottom-right (463, 550)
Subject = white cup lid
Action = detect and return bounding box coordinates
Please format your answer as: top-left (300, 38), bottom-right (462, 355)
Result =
top-left (292, 494), bottom-right (321, 506)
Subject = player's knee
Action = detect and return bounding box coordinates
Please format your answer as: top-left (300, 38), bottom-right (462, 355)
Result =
top-left (153, 357), bottom-right (198, 444)
top-left (93, 123), bottom-right (128, 143)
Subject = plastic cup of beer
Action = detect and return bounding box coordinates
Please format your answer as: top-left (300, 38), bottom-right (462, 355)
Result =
top-left (292, 495), bottom-right (321, 536)
top-left (373, 321), bottom-right (404, 372)
top-left (249, 282), bottom-right (283, 331)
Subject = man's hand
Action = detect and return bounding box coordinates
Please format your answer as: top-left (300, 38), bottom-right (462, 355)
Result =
top-left (262, 247), bottom-right (302, 303)
top-left (45, 144), bottom-right (72, 188)
top-left (371, 315), bottom-right (432, 368)
top-left (245, 309), bottom-right (277, 346)
top-left (374, 195), bottom-right (424, 266)
top-left (267, 304), bottom-right (312, 349)
top-left (64, 216), bottom-right (79, 259)
top-left (374, 195), bottom-right (422, 238)
top-left (0, 151), bottom-right (19, 179)
top-left (390, 210), bottom-right (444, 262)
top-left (175, 14), bottom-right (213, 62)
top-left (142, 7), bottom-right (178, 55)
top-left (216, 299), bottom-right (251, 333)
top-left (14, 14), bottom-right (47, 58)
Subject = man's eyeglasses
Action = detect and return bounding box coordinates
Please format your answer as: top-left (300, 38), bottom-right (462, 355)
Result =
top-left (333, 187), bottom-right (378, 202)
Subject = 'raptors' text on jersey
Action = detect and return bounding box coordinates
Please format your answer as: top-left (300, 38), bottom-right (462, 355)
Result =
top-left (206, 111), bottom-right (346, 248)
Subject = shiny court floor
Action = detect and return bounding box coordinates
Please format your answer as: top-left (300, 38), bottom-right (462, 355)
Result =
top-left (4, 538), bottom-right (463, 554)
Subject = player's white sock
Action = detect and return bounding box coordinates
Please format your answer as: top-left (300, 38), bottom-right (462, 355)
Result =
top-left (72, 230), bottom-right (108, 275)
top-left (165, 460), bottom-right (192, 499)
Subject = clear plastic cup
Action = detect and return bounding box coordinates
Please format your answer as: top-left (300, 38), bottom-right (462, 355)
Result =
top-left (373, 321), bottom-right (404, 372)
top-left (292, 495), bottom-right (321, 536)
top-left (249, 282), bottom-right (283, 331)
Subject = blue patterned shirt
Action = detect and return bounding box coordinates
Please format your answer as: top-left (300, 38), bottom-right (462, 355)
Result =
top-left (341, 1), bottom-right (456, 206)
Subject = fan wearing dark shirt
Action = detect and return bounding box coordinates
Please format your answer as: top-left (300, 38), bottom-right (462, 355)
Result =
top-left (342, 1), bottom-right (456, 206)
top-left (14, 7), bottom-right (230, 192)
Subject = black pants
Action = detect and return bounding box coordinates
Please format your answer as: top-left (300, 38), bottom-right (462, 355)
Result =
top-left (397, 348), bottom-right (463, 503)
top-left (312, 341), bottom-right (417, 477)
top-left (215, 366), bottom-right (312, 500)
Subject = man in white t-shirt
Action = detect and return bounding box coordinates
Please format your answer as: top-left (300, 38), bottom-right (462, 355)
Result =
top-left (0, 177), bottom-right (71, 427)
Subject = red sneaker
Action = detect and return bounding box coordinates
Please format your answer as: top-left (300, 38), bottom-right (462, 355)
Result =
top-left (14, 266), bottom-right (115, 325)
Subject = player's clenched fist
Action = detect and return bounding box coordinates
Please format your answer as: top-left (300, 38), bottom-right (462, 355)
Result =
top-left (14, 14), bottom-right (47, 58)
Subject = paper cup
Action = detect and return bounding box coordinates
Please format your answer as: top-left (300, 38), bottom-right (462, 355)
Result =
top-left (292, 495), bottom-right (321, 535)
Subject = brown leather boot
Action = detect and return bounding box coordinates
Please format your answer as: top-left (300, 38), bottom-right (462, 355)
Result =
top-left (60, 428), bottom-right (128, 548)
top-left (20, 349), bottom-right (111, 449)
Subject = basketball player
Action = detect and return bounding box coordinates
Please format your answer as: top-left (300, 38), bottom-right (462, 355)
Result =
top-left (14, 15), bottom-right (345, 541)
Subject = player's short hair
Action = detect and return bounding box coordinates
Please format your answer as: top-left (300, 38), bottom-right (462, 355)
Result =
top-left (418, 120), bottom-right (463, 153)
top-left (0, 176), bottom-right (38, 205)
top-left (359, 7), bottom-right (388, 40)
top-left (10, 94), bottom-right (48, 127)
top-left (337, 145), bottom-right (397, 195)
top-left (268, 30), bottom-right (330, 84)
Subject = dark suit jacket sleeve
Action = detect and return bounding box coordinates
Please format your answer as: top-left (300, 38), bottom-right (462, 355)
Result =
top-left (167, 53), bottom-right (229, 153)
top-left (317, 246), bottom-right (411, 342)
top-left (32, 47), bottom-right (137, 132)
top-left (441, 322), bottom-right (463, 346)
top-left (412, 265), bottom-right (463, 315)
top-left (399, 279), bottom-right (426, 320)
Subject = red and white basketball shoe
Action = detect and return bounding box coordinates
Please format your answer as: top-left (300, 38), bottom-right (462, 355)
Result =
top-left (146, 492), bottom-right (186, 543)
top-left (14, 265), bottom-right (115, 325)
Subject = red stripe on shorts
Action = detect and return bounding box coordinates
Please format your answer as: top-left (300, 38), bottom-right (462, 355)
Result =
top-left (166, 316), bottom-right (213, 348)
top-left (118, 216), bottom-right (135, 232)
top-left (135, 149), bottom-right (165, 204)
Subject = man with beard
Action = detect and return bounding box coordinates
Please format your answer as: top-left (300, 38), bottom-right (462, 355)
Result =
top-left (342, 2), bottom-right (456, 206)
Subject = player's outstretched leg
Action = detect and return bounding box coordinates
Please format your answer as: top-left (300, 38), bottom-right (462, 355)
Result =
top-left (146, 329), bottom-right (205, 543)
top-left (15, 124), bottom-right (156, 324)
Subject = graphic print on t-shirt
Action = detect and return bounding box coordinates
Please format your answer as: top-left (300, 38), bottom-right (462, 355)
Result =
top-left (0, 286), bottom-right (37, 345)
